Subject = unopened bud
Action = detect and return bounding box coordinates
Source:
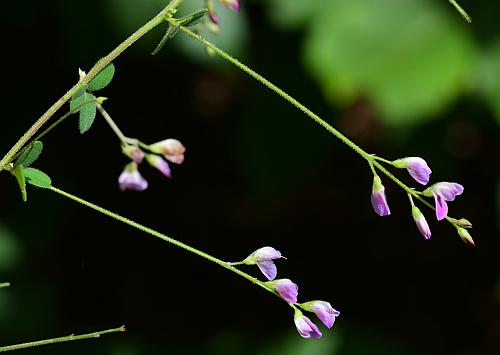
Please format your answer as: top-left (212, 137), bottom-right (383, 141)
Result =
top-left (95, 97), bottom-right (108, 105)
top-left (122, 145), bottom-right (144, 164)
top-left (455, 218), bottom-right (473, 229)
top-left (456, 227), bottom-right (475, 246)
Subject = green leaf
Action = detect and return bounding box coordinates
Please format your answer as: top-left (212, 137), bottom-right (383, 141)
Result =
top-left (79, 93), bottom-right (97, 134)
top-left (88, 63), bottom-right (115, 91)
top-left (15, 141), bottom-right (43, 167)
top-left (151, 25), bottom-right (177, 55)
top-left (23, 168), bottom-right (52, 188)
top-left (72, 85), bottom-right (87, 101)
top-left (12, 165), bottom-right (27, 202)
top-left (178, 9), bottom-right (208, 27)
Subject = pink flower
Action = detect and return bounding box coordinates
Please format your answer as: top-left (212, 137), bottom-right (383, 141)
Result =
top-left (145, 154), bottom-right (171, 178)
top-left (266, 279), bottom-right (298, 304)
top-left (371, 176), bottom-right (390, 216)
top-left (300, 301), bottom-right (340, 329)
top-left (411, 206), bottom-right (431, 239)
top-left (423, 182), bottom-right (464, 221)
top-left (208, 1), bottom-right (219, 24)
top-left (118, 162), bottom-right (148, 191)
top-left (243, 246), bottom-right (282, 280)
top-left (150, 139), bottom-right (185, 165)
top-left (220, 0), bottom-right (240, 12)
top-left (294, 310), bottom-right (322, 339)
top-left (121, 145), bottom-right (144, 164)
top-left (393, 157), bottom-right (432, 185)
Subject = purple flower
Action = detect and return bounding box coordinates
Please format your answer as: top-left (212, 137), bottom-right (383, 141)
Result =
top-left (300, 301), bottom-right (340, 329)
top-left (150, 139), bottom-right (185, 165)
top-left (266, 279), bottom-right (298, 304)
top-left (294, 310), bottom-right (322, 339)
top-left (411, 206), bottom-right (431, 239)
top-left (145, 154), bottom-right (171, 178)
top-left (243, 246), bottom-right (282, 280)
top-left (393, 157), bottom-right (432, 185)
top-left (118, 163), bottom-right (148, 191)
top-left (220, 0), bottom-right (240, 12)
top-left (371, 176), bottom-right (390, 216)
top-left (423, 182), bottom-right (464, 221)
top-left (122, 145), bottom-right (144, 164)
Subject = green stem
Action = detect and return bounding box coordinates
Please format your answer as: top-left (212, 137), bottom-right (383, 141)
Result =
top-left (372, 156), bottom-right (394, 165)
top-left (0, 0), bottom-right (185, 172)
top-left (96, 103), bottom-right (129, 144)
top-left (448, 0), bottom-right (472, 23)
top-left (0, 326), bottom-right (125, 352)
top-left (48, 186), bottom-right (286, 304)
top-left (0, 282), bottom-right (10, 289)
top-left (177, 25), bottom-right (452, 220)
top-left (11, 99), bottom-right (98, 163)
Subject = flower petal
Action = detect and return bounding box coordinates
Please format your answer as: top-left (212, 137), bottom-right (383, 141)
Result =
top-left (257, 260), bottom-right (277, 281)
top-left (434, 194), bottom-right (448, 220)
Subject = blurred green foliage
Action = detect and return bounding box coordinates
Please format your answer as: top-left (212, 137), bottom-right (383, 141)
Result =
top-left (268, 0), bottom-right (500, 126)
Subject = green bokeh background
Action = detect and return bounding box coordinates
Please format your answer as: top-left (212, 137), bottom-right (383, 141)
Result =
top-left (0, 0), bottom-right (499, 354)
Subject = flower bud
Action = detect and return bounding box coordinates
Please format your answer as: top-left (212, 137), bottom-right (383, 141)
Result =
top-left (243, 246), bottom-right (282, 281)
top-left (118, 162), bottom-right (148, 191)
top-left (208, 1), bottom-right (219, 24)
top-left (392, 157), bottom-right (432, 185)
top-left (149, 139), bottom-right (185, 165)
top-left (294, 310), bottom-right (322, 339)
top-left (455, 218), bottom-right (473, 229)
top-left (122, 145), bottom-right (144, 164)
top-left (265, 279), bottom-right (298, 304)
top-left (299, 301), bottom-right (340, 329)
top-left (220, 0), bottom-right (240, 12)
top-left (456, 227), bottom-right (475, 246)
top-left (411, 206), bottom-right (431, 240)
top-left (145, 154), bottom-right (171, 178)
top-left (371, 175), bottom-right (390, 216)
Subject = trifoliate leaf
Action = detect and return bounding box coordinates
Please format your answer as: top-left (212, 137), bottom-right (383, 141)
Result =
top-left (12, 165), bottom-right (27, 202)
top-left (79, 93), bottom-right (97, 134)
top-left (23, 168), bottom-right (52, 188)
top-left (178, 9), bottom-right (208, 27)
top-left (88, 63), bottom-right (115, 91)
top-left (15, 141), bottom-right (43, 167)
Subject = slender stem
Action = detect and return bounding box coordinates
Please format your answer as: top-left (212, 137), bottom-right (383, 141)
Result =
top-left (0, 0), bottom-right (184, 172)
top-left (96, 103), bottom-right (129, 144)
top-left (0, 326), bottom-right (125, 352)
top-left (11, 99), bottom-right (98, 163)
top-left (0, 282), bottom-right (10, 289)
top-left (48, 186), bottom-right (285, 303)
top-left (177, 25), bottom-right (372, 162)
top-left (372, 156), bottom-right (394, 165)
top-left (178, 24), bottom-right (458, 224)
top-left (448, 0), bottom-right (472, 23)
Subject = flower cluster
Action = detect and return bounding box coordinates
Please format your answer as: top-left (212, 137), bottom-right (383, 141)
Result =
top-left (369, 156), bottom-right (472, 244)
top-left (118, 139), bottom-right (185, 191)
top-left (240, 247), bottom-right (339, 338)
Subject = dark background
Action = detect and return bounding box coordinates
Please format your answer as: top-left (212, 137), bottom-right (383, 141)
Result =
top-left (0, 1), bottom-right (499, 354)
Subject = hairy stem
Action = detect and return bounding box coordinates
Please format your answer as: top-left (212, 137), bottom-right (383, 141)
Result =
top-left (48, 186), bottom-right (286, 303)
top-left (177, 25), bottom-right (451, 222)
top-left (96, 103), bottom-right (129, 144)
top-left (448, 0), bottom-right (472, 23)
top-left (0, 0), bottom-right (186, 172)
top-left (0, 326), bottom-right (125, 352)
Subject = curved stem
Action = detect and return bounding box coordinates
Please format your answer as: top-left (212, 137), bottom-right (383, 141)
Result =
top-left (0, 326), bottom-right (125, 352)
top-left (0, 0), bottom-right (185, 172)
top-left (48, 186), bottom-right (287, 304)
top-left (177, 25), bottom-right (454, 223)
